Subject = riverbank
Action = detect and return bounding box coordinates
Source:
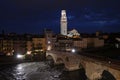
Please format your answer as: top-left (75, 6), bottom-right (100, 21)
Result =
top-left (0, 56), bottom-right (42, 65)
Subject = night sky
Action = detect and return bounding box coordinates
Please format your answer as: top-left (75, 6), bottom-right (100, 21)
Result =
top-left (0, 0), bottom-right (120, 34)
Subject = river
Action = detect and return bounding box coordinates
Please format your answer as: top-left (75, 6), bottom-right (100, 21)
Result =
top-left (0, 61), bottom-right (87, 80)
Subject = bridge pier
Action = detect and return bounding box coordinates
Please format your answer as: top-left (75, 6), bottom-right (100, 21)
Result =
top-left (86, 71), bottom-right (102, 80)
top-left (64, 64), bottom-right (80, 71)
top-left (84, 61), bottom-right (104, 80)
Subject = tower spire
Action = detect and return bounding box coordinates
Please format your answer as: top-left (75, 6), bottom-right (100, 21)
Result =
top-left (60, 10), bottom-right (67, 35)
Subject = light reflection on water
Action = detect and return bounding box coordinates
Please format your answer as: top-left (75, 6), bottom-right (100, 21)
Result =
top-left (0, 62), bottom-right (87, 80)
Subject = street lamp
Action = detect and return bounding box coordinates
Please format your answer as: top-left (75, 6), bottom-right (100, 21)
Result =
top-left (72, 49), bottom-right (75, 53)
top-left (26, 51), bottom-right (31, 55)
top-left (16, 54), bottom-right (24, 59)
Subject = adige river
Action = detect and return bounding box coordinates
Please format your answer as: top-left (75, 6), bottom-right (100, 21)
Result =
top-left (0, 61), bottom-right (87, 80)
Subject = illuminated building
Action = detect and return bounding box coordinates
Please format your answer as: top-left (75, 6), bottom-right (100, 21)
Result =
top-left (61, 10), bottom-right (67, 35)
top-left (67, 29), bottom-right (80, 38)
top-left (45, 29), bottom-right (53, 50)
top-left (32, 36), bottom-right (46, 52)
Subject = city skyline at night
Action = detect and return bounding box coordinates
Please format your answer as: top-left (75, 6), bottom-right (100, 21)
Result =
top-left (0, 0), bottom-right (120, 34)
top-left (0, 1), bottom-right (120, 79)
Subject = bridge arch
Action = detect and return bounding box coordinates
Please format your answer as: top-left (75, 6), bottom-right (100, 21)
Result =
top-left (46, 55), bottom-right (55, 65)
top-left (101, 70), bottom-right (116, 80)
top-left (46, 55), bottom-right (53, 60)
top-left (46, 54), bottom-right (65, 65)
top-left (79, 63), bottom-right (84, 69)
top-left (56, 58), bottom-right (64, 64)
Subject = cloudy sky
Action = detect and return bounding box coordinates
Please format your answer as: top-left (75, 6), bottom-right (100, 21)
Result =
top-left (0, 0), bottom-right (120, 34)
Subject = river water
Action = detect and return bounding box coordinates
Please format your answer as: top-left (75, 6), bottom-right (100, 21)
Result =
top-left (0, 61), bottom-right (87, 80)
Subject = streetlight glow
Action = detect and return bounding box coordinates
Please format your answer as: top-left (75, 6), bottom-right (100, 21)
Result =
top-left (72, 49), bottom-right (75, 53)
top-left (27, 51), bottom-right (31, 55)
top-left (17, 54), bottom-right (24, 59)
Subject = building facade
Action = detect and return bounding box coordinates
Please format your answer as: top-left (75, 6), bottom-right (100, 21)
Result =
top-left (45, 29), bottom-right (53, 51)
top-left (32, 37), bottom-right (46, 51)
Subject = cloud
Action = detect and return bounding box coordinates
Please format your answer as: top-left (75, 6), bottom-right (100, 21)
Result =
top-left (92, 20), bottom-right (119, 25)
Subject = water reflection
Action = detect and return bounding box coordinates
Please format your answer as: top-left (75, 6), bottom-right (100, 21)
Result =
top-left (0, 62), bottom-right (88, 80)
top-left (60, 68), bottom-right (87, 80)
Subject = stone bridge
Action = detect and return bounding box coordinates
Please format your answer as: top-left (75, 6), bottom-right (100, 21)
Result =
top-left (46, 50), bottom-right (120, 80)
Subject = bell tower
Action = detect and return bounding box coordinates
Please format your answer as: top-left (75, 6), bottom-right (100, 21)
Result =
top-left (61, 10), bottom-right (67, 35)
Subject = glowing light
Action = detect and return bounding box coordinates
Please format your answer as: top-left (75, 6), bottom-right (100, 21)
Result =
top-left (27, 51), bottom-right (31, 55)
top-left (40, 49), bottom-right (43, 51)
top-left (6, 53), bottom-right (11, 56)
top-left (17, 66), bottom-right (22, 70)
top-left (47, 46), bottom-right (51, 50)
top-left (116, 38), bottom-right (120, 42)
top-left (48, 41), bottom-right (51, 44)
top-left (72, 49), bottom-right (75, 53)
top-left (115, 44), bottom-right (119, 48)
top-left (17, 54), bottom-right (24, 59)
top-left (12, 50), bottom-right (14, 53)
